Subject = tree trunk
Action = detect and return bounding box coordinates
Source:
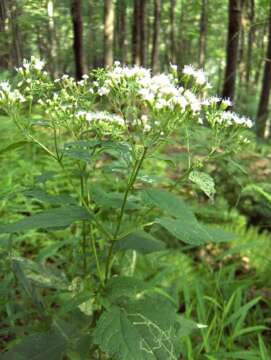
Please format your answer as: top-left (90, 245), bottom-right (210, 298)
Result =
top-left (199, 0), bottom-right (207, 68)
top-left (139, 0), bottom-right (146, 66)
top-left (151, 0), bottom-right (161, 73)
top-left (0, 0), bottom-right (9, 68)
top-left (222, 0), bottom-right (242, 100)
top-left (246, 0), bottom-right (255, 86)
top-left (10, 0), bottom-right (23, 67)
top-left (170, 0), bottom-right (176, 64)
top-left (132, 0), bottom-right (140, 65)
top-left (47, 0), bottom-right (58, 78)
top-left (88, 0), bottom-right (95, 68)
top-left (256, 0), bottom-right (271, 138)
top-left (104, 0), bottom-right (114, 66)
top-left (71, 0), bottom-right (85, 80)
top-left (118, 0), bottom-right (127, 63)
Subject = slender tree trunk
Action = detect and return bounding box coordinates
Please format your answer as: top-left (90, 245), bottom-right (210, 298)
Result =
top-left (132, 0), bottom-right (140, 65)
top-left (170, 0), bottom-right (176, 64)
top-left (222, 0), bottom-right (242, 100)
top-left (246, 0), bottom-right (255, 87)
top-left (199, 0), bottom-right (207, 68)
top-left (71, 0), bottom-right (85, 80)
top-left (104, 0), bottom-right (115, 66)
top-left (256, 0), bottom-right (271, 138)
top-left (254, 23), bottom-right (267, 86)
top-left (151, 0), bottom-right (161, 73)
top-left (88, 0), bottom-right (95, 68)
top-left (0, 0), bottom-right (9, 68)
top-left (47, 0), bottom-right (58, 78)
top-left (10, 0), bottom-right (23, 67)
top-left (139, 0), bottom-right (146, 66)
top-left (118, 0), bottom-right (127, 63)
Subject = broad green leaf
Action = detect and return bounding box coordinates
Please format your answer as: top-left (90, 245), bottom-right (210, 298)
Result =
top-left (0, 327), bottom-right (67, 360)
top-left (203, 226), bottom-right (236, 243)
top-left (116, 231), bottom-right (166, 254)
top-left (0, 206), bottom-right (88, 233)
top-left (143, 188), bottom-right (196, 220)
top-left (94, 306), bottom-right (146, 360)
top-left (156, 217), bottom-right (209, 245)
top-left (12, 257), bottom-right (68, 290)
top-left (12, 258), bottom-right (44, 312)
top-left (105, 276), bottom-right (147, 302)
top-left (24, 189), bottom-right (77, 205)
top-left (0, 141), bottom-right (29, 156)
top-left (94, 298), bottom-right (182, 360)
top-left (64, 140), bottom-right (100, 162)
top-left (91, 185), bottom-right (140, 210)
top-left (189, 171), bottom-right (216, 199)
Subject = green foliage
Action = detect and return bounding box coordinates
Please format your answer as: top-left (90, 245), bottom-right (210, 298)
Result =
top-left (0, 59), bottom-right (270, 359)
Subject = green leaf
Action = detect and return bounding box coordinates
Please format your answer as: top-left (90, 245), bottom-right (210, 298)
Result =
top-left (0, 327), bottom-right (67, 360)
top-left (24, 189), bottom-right (77, 205)
top-left (143, 188), bottom-right (196, 220)
top-left (93, 298), bottom-right (182, 360)
top-left (116, 231), bottom-right (166, 254)
top-left (91, 185), bottom-right (139, 210)
top-left (156, 217), bottom-right (210, 245)
top-left (0, 206), bottom-right (88, 233)
top-left (64, 140), bottom-right (100, 162)
top-left (203, 226), bottom-right (236, 243)
top-left (0, 141), bottom-right (29, 156)
top-left (105, 276), bottom-right (148, 302)
top-left (12, 258), bottom-right (44, 312)
top-left (12, 257), bottom-right (68, 290)
top-left (189, 171), bottom-right (216, 199)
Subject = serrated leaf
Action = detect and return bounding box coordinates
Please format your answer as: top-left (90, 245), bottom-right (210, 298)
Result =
top-left (156, 217), bottom-right (209, 245)
top-left (12, 257), bottom-right (68, 290)
top-left (94, 298), bottom-right (182, 360)
top-left (156, 218), bottom-right (235, 245)
top-left (116, 231), bottom-right (166, 254)
top-left (143, 188), bottom-right (196, 220)
top-left (0, 206), bottom-right (88, 233)
top-left (0, 328), bottom-right (67, 360)
top-left (106, 276), bottom-right (147, 302)
top-left (189, 171), bottom-right (216, 199)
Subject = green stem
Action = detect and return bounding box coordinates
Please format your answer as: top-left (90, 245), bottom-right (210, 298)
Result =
top-left (104, 146), bottom-right (148, 281)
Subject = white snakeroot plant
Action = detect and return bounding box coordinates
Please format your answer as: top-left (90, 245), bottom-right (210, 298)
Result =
top-left (0, 58), bottom-right (253, 360)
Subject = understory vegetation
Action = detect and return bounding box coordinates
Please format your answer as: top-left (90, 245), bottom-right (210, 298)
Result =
top-left (1, 0), bottom-right (271, 359)
top-left (0, 59), bottom-right (270, 360)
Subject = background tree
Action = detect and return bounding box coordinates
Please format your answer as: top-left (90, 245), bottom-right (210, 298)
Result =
top-left (199, 0), bottom-right (208, 68)
top-left (151, 0), bottom-right (161, 73)
top-left (104, 0), bottom-right (115, 66)
top-left (256, 0), bottom-right (271, 138)
top-left (222, 0), bottom-right (243, 100)
top-left (71, 0), bottom-right (85, 79)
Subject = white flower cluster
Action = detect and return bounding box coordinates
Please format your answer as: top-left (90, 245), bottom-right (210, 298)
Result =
top-left (97, 62), bottom-right (203, 114)
top-left (76, 110), bottom-right (125, 126)
top-left (183, 65), bottom-right (210, 87)
top-left (0, 80), bottom-right (25, 105)
top-left (16, 57), bottom-right (45, 75)
top-left (219, 111), bottom-right (253, 128)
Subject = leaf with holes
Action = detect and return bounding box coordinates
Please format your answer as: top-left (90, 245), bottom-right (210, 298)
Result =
top-left (189, 171), bottom-right (216, 199)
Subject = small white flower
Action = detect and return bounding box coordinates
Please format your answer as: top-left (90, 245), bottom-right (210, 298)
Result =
top-left (221, 98), bottom-right (232, 108)
top-left (98, 86), bottom-right (110, 96)
top-left (170, 63), bottom-right (178, 72)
